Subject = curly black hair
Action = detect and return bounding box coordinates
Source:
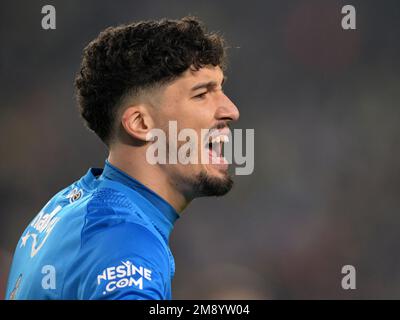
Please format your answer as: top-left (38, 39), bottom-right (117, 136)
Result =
top-left (75, 16), bottom-right (227, 145)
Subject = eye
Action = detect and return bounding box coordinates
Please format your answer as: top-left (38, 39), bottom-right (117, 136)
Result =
top-left (193, 91), bottom-right (207, 99)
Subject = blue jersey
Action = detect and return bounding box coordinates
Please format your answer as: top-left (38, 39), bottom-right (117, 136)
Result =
top-left (6, 161), bottom-right (179, 300)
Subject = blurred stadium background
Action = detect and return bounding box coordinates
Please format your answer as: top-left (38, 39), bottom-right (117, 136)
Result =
top-left (1, 0), bottom-right (400, 299)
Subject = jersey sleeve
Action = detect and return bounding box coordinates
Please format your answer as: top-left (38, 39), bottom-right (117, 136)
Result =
top-left (65, 219), bottom-right (170, 300)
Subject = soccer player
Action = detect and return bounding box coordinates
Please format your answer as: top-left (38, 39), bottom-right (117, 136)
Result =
top-left (6, 16), bottom-right (239, 300)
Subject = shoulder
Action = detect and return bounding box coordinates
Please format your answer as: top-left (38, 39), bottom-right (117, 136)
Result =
top-left (61, 187), bottom-right (171, 299)
top-left (82, 185), bottom-right (160, 242)
top-left (66, 219), bottom-right (170, 299)
top-left (80, 185), bottom-right (168, 259)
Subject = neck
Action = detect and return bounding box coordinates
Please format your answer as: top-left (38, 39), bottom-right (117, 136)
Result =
top-left (108, 145), bottom-right (190, 214)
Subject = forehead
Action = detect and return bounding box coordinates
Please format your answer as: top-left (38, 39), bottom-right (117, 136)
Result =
top-left (167, 65), bottom-right (224, 92)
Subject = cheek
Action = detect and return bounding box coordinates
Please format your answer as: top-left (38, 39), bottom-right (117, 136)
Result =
top-left (181, 106), bottom-right (214, 130)
top-left (160, 96), bottom-right (216, 134)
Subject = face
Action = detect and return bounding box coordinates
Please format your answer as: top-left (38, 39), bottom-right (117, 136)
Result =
top-left (149, 65), bottom-right (240, 198)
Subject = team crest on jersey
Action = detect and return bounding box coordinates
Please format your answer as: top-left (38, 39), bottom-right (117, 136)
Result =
top-left (66, 187), bottom-right (83, 203)
top-left (9, 274), bottom-right (22, 300)
top-left (97, 260), bottom-right (152, 295)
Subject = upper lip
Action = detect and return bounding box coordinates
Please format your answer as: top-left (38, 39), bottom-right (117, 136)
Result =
top-left (205, 128), bottom-right (231, 148)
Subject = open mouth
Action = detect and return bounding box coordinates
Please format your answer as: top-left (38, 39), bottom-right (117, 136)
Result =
top-left (205, 130), bottom-right (230, 167)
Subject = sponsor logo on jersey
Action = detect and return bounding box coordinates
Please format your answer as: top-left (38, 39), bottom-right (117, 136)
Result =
top-left (97, 260), bottom-right (152, 294)
top-left (20, 205), bottom-right (62, 258)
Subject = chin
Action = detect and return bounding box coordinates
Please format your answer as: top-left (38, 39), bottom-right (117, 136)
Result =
top-left (193, 170), bottom-right (234, 197)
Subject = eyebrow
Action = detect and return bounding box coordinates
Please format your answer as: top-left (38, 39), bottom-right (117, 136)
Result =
top-left (190, 76), bottom-right (227, 91)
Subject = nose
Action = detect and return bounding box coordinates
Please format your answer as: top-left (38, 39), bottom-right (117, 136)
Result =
top-left (215, 92), bottom-right (240, 122)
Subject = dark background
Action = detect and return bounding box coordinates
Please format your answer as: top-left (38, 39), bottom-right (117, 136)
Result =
top-left (1, 0), bottom-right (400, 299)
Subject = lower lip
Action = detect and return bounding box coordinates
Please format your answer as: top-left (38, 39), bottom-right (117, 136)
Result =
top-left (208, 149), bottom-right (229, 171)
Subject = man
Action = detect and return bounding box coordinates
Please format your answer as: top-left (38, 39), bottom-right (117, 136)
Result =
top-left (6, 16), bottom-right (239, 300)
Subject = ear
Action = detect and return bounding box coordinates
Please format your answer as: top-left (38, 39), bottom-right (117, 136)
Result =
top-left (121, 105), bottom-right (154, 142)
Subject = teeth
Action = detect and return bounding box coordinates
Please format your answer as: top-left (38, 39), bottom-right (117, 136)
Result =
top-left (209, 135), bottom-right (229, 144)
top-left (220, 135), bottom-right (229, 143)
top-left (205, 133), bottom-right (229, 164)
